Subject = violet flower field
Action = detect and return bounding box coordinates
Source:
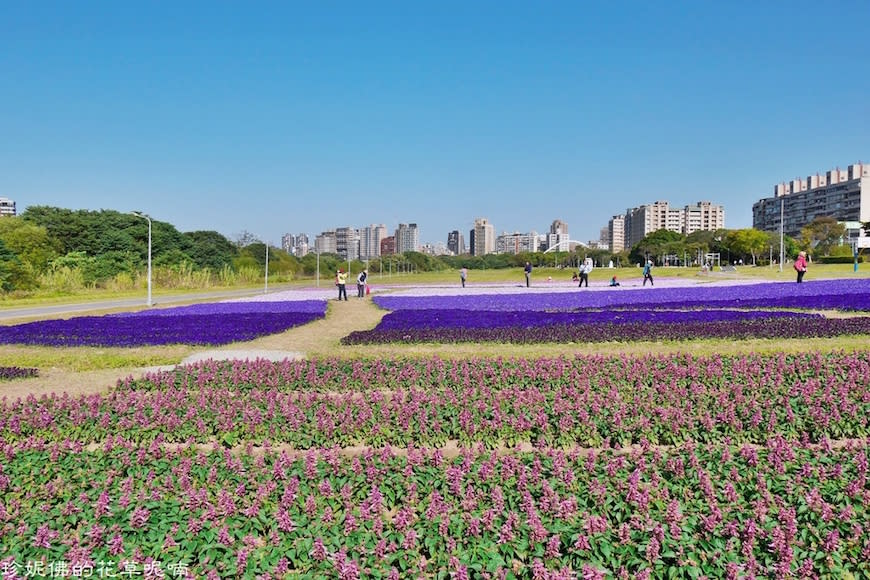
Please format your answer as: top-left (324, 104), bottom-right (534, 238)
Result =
top-left (345, 278), bottom-right (870, 344)
top-left (1, 353), bottom-right (870, 577)
top-left (0, 300), bottom-right (326, 347)
top-left (2, 281), bottom-right (870, 577)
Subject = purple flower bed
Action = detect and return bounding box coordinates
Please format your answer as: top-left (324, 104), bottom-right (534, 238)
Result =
top-left (0, 301), bottom-right (327, 347)
top-left (343, 316), bottom-right (870, 345)
top-left (111, 300), bottom-right (326, 317)
top-left (0, 366), bottom-right (38, 380)
top-left (375, 308), bottom-right (818, 330)
top-left (374, 279), bottom-right (870, 312)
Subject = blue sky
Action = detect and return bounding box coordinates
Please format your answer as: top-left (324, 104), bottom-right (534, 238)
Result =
top-left (2, 1), bottom-right (868, 247)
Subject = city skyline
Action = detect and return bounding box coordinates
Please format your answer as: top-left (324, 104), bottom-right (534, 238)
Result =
top-left (2, 3), bottom-right (868, 245)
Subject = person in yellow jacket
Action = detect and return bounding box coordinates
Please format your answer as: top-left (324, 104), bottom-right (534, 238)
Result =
top-left (336, 269), bottom-right (348, 301)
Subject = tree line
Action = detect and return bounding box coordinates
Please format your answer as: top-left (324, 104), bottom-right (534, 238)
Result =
top-left (0, 206), bottom-right (861, 294)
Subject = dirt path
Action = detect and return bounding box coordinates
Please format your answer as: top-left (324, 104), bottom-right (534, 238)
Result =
top-left (0, 299), bottom-right (387, 400)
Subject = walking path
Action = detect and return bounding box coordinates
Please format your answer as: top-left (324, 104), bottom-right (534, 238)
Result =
top-left (0, 298), bottom-right (387, 400)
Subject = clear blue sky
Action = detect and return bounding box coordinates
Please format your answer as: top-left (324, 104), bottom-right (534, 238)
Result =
top-left (2, 1), bottom-right (868, 247)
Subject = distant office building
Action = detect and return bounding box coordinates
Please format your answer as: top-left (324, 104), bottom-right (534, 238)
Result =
top-left (314, 230), bottom-right (337, 254)
top-left (471, 218), bottom-right (495, 256)
top-left (281, 233), bottom-right (309, 256)
top-left (359, 224), bottom-right (387, 260)
top-left (336, 226), bottom-right (360, 261)
top-left (0, 198), bottom-right (15, 217)
top-left (294, 233), bottom-right (310, 257)
top-left (395, 223), bottom-right (419, 254)
top-left (496, 231), bottom-right (539, 255)
top-left (624, 201), bottom-right (725, 248)
top-left (607, 215), bottom-right (626, 253)
top-left (544, 218), bottom-right (570, 252)
top-left (447, 230), bottom-right (465, 255)
top-left (281, 233), bottom-right (295, 253)
top-left (380, 236), bottom-right (396, 256)
top-left (421, 241), bottom-right (450, 256)
top-left (753, 163), bottom-right (870, 237)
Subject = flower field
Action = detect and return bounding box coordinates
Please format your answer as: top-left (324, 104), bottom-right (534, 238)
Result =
top-left (345, 279), bottom-right (870, 344)
top-left (0, 300), bottom-right (327, 347)
top-left (2, 279), bottom-right (870, 577)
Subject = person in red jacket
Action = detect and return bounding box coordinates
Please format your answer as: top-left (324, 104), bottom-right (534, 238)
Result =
top-left (793, 251), bottom-right (808, 283)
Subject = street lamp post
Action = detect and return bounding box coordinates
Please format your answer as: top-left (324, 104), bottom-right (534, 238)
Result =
top-left (130, 212), bottom-right (152, 307)
top-left (264, 242), bottom-right (269, 294)
top-left (779, 197), bottom-right (785, 272)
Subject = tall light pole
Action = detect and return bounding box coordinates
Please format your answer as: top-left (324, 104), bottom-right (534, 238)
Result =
top-left (779, 197), bottom-right (785, 272)
top-left (316, 249), bottom-right (320, 287)
top-left (130, 212), bottom-right (152, 307)
top-left (264, 241), bottom-right (269, 294)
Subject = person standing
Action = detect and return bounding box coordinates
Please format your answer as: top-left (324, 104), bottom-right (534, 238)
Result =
top-left (794, 251), bottom-right (808, 283)
top-left (460, 267), bottom-right (467, 288)
top-left (524, 262), bottom-right (532, 287)
top-left (336, 269), bottom-right (348, 301)
top-left (579, 260), bottom-right (591, 287)
top-left (642, 260), bottom-right (654, 286)
top-left (356, 268), bottom-right (368, 298)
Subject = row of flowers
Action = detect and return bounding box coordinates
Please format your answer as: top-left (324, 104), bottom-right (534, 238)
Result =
top-left (343, 315), bottom-right (870, 345)
top-left (1, 439), bottom-right (867, 578)
top-left (4, 353), bottom-right (868, 447)
top-left (0, 367), bottom-right (38, 381)
top-left (0, 300), bottom-right (327, 347)
top-left (373, 279), bottom-right (870, 312)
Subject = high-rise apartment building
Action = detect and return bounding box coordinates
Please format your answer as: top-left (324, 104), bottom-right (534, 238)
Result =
top-left (281, 233), bottom-right (309, 257)
top-left (394, 223), bottom-right (419, 254)
top-left (623, 201), bottom-right (725, 248)
top-left (447, 230), bottom-right (465, 255)
top-left (314, 230), bottom-right (337, 254)
top-left (545, 219), bottom-right (570, 252)
top-left (752, 163), bottom-right (870, 237)
top-left (359, 224), bottom-right (387, 260)
top-left (607, 215), bottom-right (626, 253)
top-left (336, 227), bottom-right (360, 261)
top-left (471, 218), bottom-right (495, 256)
top-left (0, 198), bottom-right (16, 217)
top-left (496, 231), bottom-right (539, 255)
top-left (281, 233), bottom-right (295, 253)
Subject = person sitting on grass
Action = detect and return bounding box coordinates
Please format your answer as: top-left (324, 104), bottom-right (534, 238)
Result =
top-left (609, 276), bottom-right (620, 287)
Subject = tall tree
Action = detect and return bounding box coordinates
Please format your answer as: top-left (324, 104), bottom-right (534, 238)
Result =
top-left (800, 216), bottom-right (846, 256)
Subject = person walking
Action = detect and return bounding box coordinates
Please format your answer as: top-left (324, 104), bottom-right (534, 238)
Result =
top-left (356, 268), bottom-right (368, 298)
top-left (794, 251), bottom-right (808, 283)
top-left (642, 260), bottom-right (654, 286)
top-left (460, 267), bottom-right (467, 288)
top-left (336, 269), bottom-right (348, 301)
top-left (524, 262), bottom-right (532, 287)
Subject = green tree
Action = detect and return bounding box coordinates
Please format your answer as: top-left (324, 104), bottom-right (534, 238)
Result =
top-left (629, 230), bottom-right (685, 265)
top-left (800, 216), bottom-right (846, 256)
top-left (183, 230), bottom-right (239, 270)
top-left (726, 228), bottom-right (769, 265)
top-left (0, 217), bottom-right (60, 272)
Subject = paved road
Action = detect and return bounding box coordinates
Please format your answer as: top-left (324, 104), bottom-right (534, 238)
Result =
top-left (0, 286), bottom-right (294, 321)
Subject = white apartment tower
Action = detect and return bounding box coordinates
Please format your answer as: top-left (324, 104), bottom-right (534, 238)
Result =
top-left (0, 198), bottom-right (16, 217)
top-left (471, 218), bottom-right (495, 256)
top-left (624, 201), bottom-right (725, 248)
top-left (314, 230), bottom-right (337, 254)
top-left (607, 215), bottom-right (626, 252)
top-left (496, 231), bottom-right (539, 254)
top-left (359, 224), bottom-right (387, 260)
top-left (394, 223), bottom-right (419, 254)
